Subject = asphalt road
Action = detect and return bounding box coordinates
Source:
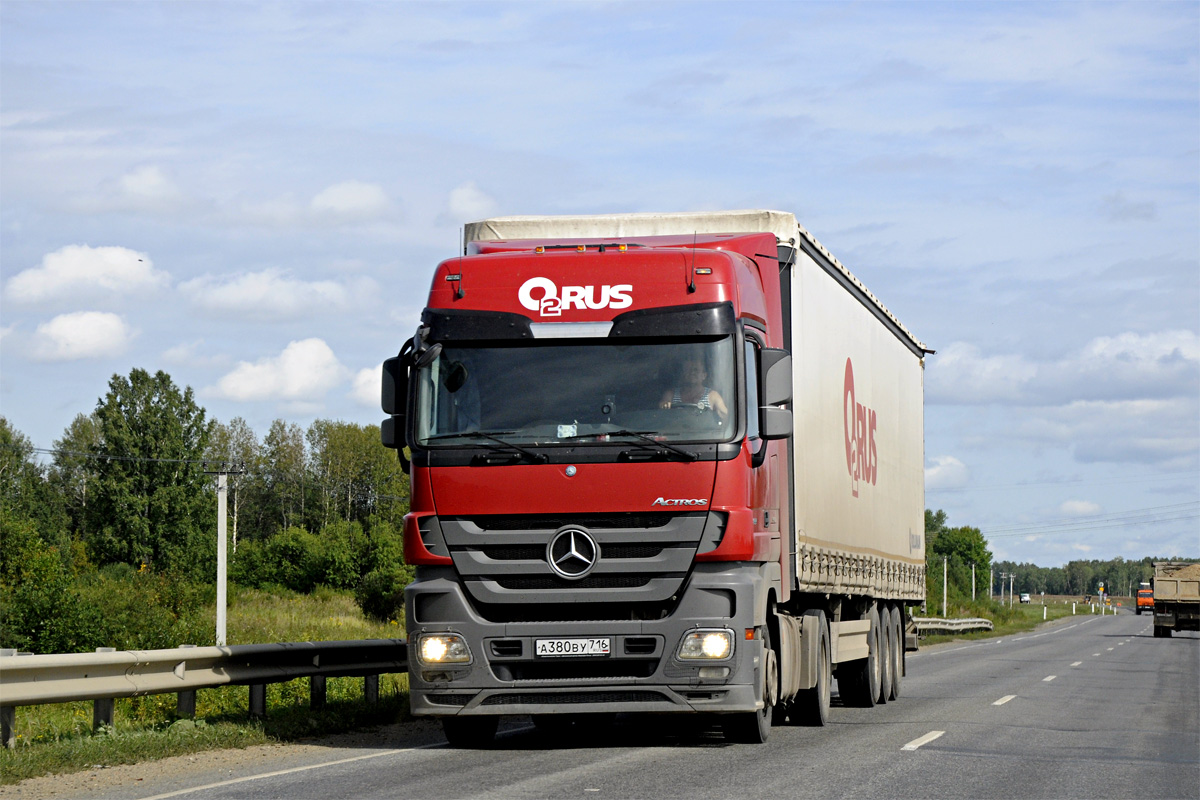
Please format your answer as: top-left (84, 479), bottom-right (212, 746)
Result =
top-left (107, 612), bottom-right (1199, 800)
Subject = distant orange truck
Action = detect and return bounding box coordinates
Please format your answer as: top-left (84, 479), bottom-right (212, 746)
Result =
top-left (1135, 584), bottom-right (1154, 615)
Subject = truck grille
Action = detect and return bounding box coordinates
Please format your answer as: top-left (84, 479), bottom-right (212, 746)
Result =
top-left (437, 512), bottom-right (713, 622)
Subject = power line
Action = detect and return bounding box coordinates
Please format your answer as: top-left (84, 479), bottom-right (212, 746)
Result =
top-left (985, 501), bottom-right (1200, 533)
top-left (983, 502), bottom-right (1200, 539)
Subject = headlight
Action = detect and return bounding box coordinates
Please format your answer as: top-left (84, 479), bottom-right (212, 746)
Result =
top-left (678, 629), bottom-right (733, 660)
top-left (417, 633), bottom-right (471, 665)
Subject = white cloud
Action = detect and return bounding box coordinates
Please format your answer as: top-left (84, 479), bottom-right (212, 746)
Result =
top-left (446, 181), bottom-right (498, 222)
top-left (5, 244), bottom-right (167, 303)
top-left (351, 365), bottom-right (382, 408)
top-left (310, 181), bottom-right (390, 221)
top-left (30, 312), bottom-right (133, 361)
top-left (69, 165), bottom-right (191, 215)
top-left (927, 342), bottom-right (1036, 404)
top-left (161, 339), bottom-right (231, 369)
top-left (117, 165), bottom-right (185, 206)
top-left (930, 330), bottom-right (1199, 407)
top-left (179, 268), bottom-right (376, 321)
top-left (925, 455), bottom-right (969, 490)
top-left (1060, 500), bottom-right (1101, 516)
top-left (210, 339), bottom-right (348, 402)
top-left (1019, 398), bottom-right (1198, 468)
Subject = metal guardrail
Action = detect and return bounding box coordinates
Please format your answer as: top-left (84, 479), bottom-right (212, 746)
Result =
top-left (912, 617), bottom-right (994, 634)
top-left (0, 639), bottom-right (407, 748)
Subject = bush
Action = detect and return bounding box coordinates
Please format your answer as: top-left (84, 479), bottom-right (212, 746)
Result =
top-left (355, 565), bottom-right (414, 622)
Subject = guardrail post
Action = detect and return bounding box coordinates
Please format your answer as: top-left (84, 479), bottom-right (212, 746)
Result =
top-left (1, 649), bottom-right (15, 748)
top-left (91, 652), bottom-right (115, 734)
top-left (93, 648), bottom-right (116, 731)
top-left (177, 644), bottom-right (196, 718)
top-left (249, 684), bottom-right (266, 719)
top-left (1, 706), bottom-right (14, 750)
top-left (364, 674), bottom-right (379, 705)
top-left (310, 675), bottom-right (326, 709)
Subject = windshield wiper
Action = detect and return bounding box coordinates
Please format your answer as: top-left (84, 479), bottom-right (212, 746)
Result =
top-left (563, 429), bottom-right (696, 462)
top-left (424, 431), bottom-right (548, 464)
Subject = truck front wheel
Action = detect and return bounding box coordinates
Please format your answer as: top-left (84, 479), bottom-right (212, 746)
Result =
top-left (725, 624), bottom-right (777, 743)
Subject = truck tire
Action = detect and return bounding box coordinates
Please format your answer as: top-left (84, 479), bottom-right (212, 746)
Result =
top-left (838, 606), bottom-right (881, 708)
top-left (442, 715), bottom-right (498, 748)
top-left (725, 623), bottom-right (776, 743)
top-left (877, 605), bottom-right (893, 705)
top-left (888, 604), bottom-right (903, 701)
top-left (1154, 625), bottom-right (1172, 638)
top-left (790, 609), bottom-right (830, 726)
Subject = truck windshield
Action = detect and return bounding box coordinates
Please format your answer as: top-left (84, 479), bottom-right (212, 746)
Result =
top-left (414, 336), bottom-right (736, 445)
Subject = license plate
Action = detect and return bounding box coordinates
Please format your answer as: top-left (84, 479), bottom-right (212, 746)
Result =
top-left (535, 638), bottom-right (610, 657)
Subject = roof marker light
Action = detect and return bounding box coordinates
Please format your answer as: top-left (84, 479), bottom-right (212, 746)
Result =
top-left (618, 244), bottom-right (628, 252)
top-left (535, 246), bottom-right (545, 254)
top-left (577, 245), bottom-right (586, 252)
top-left (695, 268), bottom-right (712, 275)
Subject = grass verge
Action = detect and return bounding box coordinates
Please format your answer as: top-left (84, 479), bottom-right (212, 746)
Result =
top-left (1, 585), bottom-right (410, 786)
top-left (917, 597), bottom-right (1118, 646)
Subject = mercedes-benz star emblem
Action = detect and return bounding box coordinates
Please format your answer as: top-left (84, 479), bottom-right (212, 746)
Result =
top-left (546, 528), bottom-right (599, 580)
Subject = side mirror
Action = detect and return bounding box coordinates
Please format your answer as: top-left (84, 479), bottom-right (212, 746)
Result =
top-left (760, 349), bottom-right (791, 405)
top-left (759, 348), bottom-right (792, 441)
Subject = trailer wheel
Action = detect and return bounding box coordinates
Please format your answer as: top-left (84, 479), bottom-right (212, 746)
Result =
top-left (888, 604), bottom-right (903, 701)
top-left (877, 605), bottom-right (892, 705)
top-left (442, 715), bottom-right (498, 748)
top-left (725, 624), bottom-right (775, 743)
top-left (838, 605), bottom-right (881, 708)
top-left (791, 609), bottom-right (830, 726)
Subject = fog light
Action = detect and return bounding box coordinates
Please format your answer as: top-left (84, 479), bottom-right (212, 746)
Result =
top-left (418, 633), bottom-right (471, 665)
top-left (678, 629), bottom-right (733, 660)
top-left (698, 666), bottom-right (730, 678)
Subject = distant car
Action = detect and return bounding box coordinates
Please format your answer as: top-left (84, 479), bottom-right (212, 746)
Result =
top-left (1019, 593), bottom-right (1031, 603)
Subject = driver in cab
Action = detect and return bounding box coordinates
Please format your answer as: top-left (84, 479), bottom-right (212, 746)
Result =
top-left (660, 357), bottom-right (729, 424)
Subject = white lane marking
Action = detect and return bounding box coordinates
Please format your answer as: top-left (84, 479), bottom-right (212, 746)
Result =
top-left (1118, 642), bottom-right (1125, 646)
top-left (1071, 661), bottom-right (1082, 666)
top-left (993, 695), bottom-right (1016, 706)
top-left (902, 730), bottom-right (946, 751)
top-left (1093, 653), bottom-right (1101, 657)
top-left (1043, 675), bottom-right (1056, 682)
top-left (1107, 647), bottom-right (1114, 651)
top-left (139, 744), bottom-right (441, 799)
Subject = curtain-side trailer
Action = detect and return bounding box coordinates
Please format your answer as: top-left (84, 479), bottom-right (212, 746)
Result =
top-left (381, 210), bottom-right (930, 745)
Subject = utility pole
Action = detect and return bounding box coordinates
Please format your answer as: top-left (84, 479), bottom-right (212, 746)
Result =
top-left (216, 473), bottom-right (227, 646)
top-left (990, 567), bottom-right (994, 600)
top-left (1009, 573), bottom-right (1015, 608)
top-left (206, 461), bottom-right (244, 648)
top-left (943, 556), bottom-right (948, 618)
top-left (972, 563), bottom-right (976, 601)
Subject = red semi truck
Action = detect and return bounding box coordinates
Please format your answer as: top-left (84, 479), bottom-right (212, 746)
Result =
top-left (381, 210), bottom-right (930, 745)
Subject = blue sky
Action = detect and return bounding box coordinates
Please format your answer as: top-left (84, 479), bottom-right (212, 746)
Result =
top-left (2, 1), bottom-right (1197, 566)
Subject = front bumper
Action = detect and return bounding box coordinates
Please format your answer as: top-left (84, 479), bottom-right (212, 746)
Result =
top-left (405, 562), bottom-right (770, 717)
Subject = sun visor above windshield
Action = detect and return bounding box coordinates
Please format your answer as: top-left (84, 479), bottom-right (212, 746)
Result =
top-left (424, 302), bottom-right (736, 342)
top-left (422, 307), bottom-right (534, 341)
top-left (609, 302), bottom-right (736, 338)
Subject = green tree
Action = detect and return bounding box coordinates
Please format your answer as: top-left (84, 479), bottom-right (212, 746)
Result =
top-left (206, 417), bottom-right (260, 552)
top-left (48, 412), bottom-right (101, 540)
top-left (84, 369), bottom-right (213, 573)
top-left (261, 420), bottom-right (307, 533)
top-left (306, 420), bottom-right (408, 530)
top-left (0, 416), bottom-right (69, 552)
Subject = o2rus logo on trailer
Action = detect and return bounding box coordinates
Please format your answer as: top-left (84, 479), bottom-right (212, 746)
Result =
top-left (843, 357), bottom-right (878, 499)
